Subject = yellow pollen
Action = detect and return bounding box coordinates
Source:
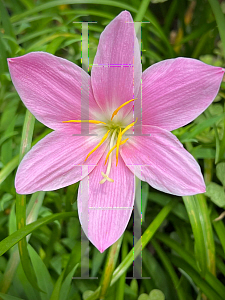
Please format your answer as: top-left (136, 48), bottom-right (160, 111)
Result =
top-left (84, 130), bottom-right (110, 162)
top-left (105, 138), bottom-right (129, 165)
top-left (111, 98), bottom-right (137, 121)
top-left (62, 120), bottom-right (106, 125)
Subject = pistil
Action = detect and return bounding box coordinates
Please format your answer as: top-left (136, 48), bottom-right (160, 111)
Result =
top-left (100, 129), bottom-right (117, 184)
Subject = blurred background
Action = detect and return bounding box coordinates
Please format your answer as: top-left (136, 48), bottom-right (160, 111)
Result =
top-left (0, 0), bottom-right (225, 299)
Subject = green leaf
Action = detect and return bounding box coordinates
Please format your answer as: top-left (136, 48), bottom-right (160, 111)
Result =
top-left (183, 196), bottom-right (208, 276)
top-left (195, 194), bottom-right (216, 275)
top-left (0, 129), bottom-right (52, 185)
top-left (208, 0), bottom-right (225, 58)
top-left (16, 110), bottom-right (40, 291)
top-left (156, 233), bottom-right (225, 299)
top-left (171, 256), bottom-right (223, 300)
top-left (0, 211), bottom-right (76, 256)
top-left (149, 289), bottom-right (165, 300)
top-left (28, 245), bottom-right (54, 299)
top-left (216, 162), bottom-right (225, 186)
top-left (151, 239), bottom-right (185, 300)
top-left (138, 294), bottom-right (150, 300)
top-left (206, 182), bottom-right (225, 207)
top-left (0, 293), bottom-right (25, 300)
top-left (99, 237), bottom-right (123, 299)
top-left (59, 263), bottom-right (79, 300)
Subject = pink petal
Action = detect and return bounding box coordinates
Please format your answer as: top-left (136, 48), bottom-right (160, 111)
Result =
top-left (142, 58), bottom-right (225, 131)
top-left (77, 152), bottom-right (135, 253)
top-left (91, 11), bottom-right (141, 119)
top-left (120, 125), bottom-right (206, 196)
top-left (8, 52), bottom-right (101, 131)
top-left (15, 130), bottom-right (107, 194)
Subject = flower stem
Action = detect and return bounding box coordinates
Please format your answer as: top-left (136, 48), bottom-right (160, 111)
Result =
top-left (98, 236), bottom-right (123, 300)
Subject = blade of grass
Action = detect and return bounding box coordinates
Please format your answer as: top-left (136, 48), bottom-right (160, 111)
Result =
top-left (195, 194), bottom-right (216, 275)
top-left (208, 0), bottom-right (225, 58)
top-left (0, 192), bottom-right (45, 294)
top-left (0, 128), bottom-right (52, 185)
top-left (182, 196), bottom-right (207, 277)
top-left (170, 255), bottom-right (223, 300)
top-left (211, 208), bottom-right (225, 255)
top-left (0, 211), bottom-right (77, 256)
top-left (134, 0), bottom-right (151, 22)
top-left (10, 1), bottom-right (137, 23)
top-left (156, 233), bottom-right (225, 299)
top-left (16, 110), bottom-right (41, 291)
top-left (116, 236), bottom-right (128, 300)
top-left (151, 238), bottom-right (186, 300)
top-left (99, 237), bottom-right (122, 300)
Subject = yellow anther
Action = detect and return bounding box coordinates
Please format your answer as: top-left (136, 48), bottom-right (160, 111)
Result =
top-left (62, 120), bottom-right (106, 125)
top-left (105, 138), bottom-right (129, 165)
top-left (121, 117), bottom-right (138, 135)
top-left (84, 130), bottom-right (110, 162)
top-left (100, 172), bottom-right (114, 183)
top-left (114, 118), bottom-right (138, 166)
top-left (111, 98), bottom-right (137, 120)
top-left (116, 128), bottom-right (122, 166)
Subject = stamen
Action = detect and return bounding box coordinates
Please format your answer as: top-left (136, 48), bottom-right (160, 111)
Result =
top-left (84, 130), bottom-right (110, 162)
top-left (116, 128), bottom-right (122, 166)
top-left (114, 118), bottom-right (138, 166)
top-left (121, 117), bottom-right (138, 135)
top-left (111, 98), bottom-right (137, 120)
top-left (105, 138), bottom-right (129, 165)
top-left (62, 120), bottom-right (106, 125)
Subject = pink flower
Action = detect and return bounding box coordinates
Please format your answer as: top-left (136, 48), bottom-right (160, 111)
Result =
top-left (8, 11), bottom-right (224, 252)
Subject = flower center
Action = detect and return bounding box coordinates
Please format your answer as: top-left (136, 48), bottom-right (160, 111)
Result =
top-left (62, 98), bottom-right (137, 184)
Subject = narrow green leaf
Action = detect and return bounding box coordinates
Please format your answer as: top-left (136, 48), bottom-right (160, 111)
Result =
top-left (16, 110), bottom-right (40, 291)
top-left (0, 192), bottom-right (45, 294)
top-left (0, 31), bottom-right (8, 79)
top-left (10, 1), bottom-right (137, 23)
top-left (0, 293), bottom-right (25, 300)
top-left (99, 237), bottom-right (123, 299)
top-left (182, 196), bottom-right (207, 276)
top-left (195, 194), bottom-right (216, 275)
top-left (151, 238), bottom-right (186, 300)
top-left (171, 256), bottom-right (223, 300)
top-left (28, 245), bottom-right (54, 299)
top-left (0, 0), bottom-right (16, 39)
top-left (116, 237), bottom-right (128, 300)
top-left (0, 129), bottom-right (52, 185)
top-left (156, 233), bottom-right (225, 299)
top-left (211, 209), bottom-right (225, 255)
top-left (134, 0), bottom-right (151, 22)
top-left (208, 0), bottom-right (225, 58)
top-left (0, 211), bottom-right (77, 256)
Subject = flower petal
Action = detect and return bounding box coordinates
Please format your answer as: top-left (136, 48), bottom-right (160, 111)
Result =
top-left (77, 152), bottom-right (135, 253)
top-left (91, 11), bottom-right (141, 119)
top-left (142, 58), bottom-right (225, 131)
top-left (15, 130), bottom-right (107, 194)
top-left (8, 52), bottom-right (101, 131)
top-left (120, 125), bottom-right (206, 196)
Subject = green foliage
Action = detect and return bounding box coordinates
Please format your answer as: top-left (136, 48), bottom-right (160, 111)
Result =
top-left (0, 0), bottom-right (225, 299)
